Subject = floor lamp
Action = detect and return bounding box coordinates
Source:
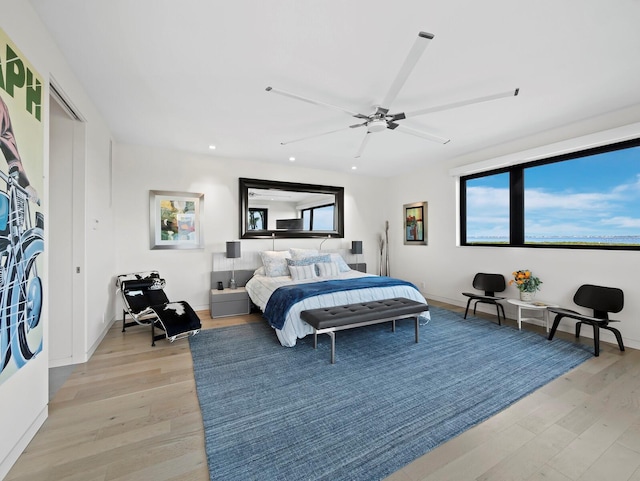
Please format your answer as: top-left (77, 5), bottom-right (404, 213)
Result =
top-left (226, 241), bottom-right (241, 289)
top-left (351, 240), bottom-right (363, 272)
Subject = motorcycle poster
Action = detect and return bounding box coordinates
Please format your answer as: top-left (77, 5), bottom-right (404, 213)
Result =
top-left (0, 27), bottom-right (44, 386)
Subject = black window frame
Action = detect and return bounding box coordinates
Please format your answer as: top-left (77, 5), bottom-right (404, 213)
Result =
top-left (460, 137), bottom-right (640, 251)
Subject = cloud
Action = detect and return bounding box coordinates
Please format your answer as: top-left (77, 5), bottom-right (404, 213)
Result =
top-left (601, 216), bottom-right (640, 228)
top-left (525, 189), bottom-right (616, 212)
top-left (612, 173), bottom-right (640, 195)
top-left (466, 186), bottom-right (509, 208)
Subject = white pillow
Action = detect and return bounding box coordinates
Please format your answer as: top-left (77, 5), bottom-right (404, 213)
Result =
top-left (316, 261), bottom-right (340, 278)
top-left (288, 264), bottom-right (318, 281)
top-left (253, 266), bottom-right (266, 276)
top-left (329, 253), bottom-right (351, 272)
top-left (259, 250), bottom-right (292, 277)
top-left (289, 248), bottom-right (320, 260)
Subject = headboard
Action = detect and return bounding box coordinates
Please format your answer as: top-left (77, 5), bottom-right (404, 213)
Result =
top-left (211, 270), bottom-right (255, 290)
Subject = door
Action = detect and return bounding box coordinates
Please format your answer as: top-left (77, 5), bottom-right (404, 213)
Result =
top-left (48, 89), bottom-right (86, 367)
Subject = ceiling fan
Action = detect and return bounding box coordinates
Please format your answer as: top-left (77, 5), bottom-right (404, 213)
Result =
top-left (266, 31), bottom-right (519, 158)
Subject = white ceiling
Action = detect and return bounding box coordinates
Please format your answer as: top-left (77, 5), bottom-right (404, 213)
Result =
top-left (29, 0), bottom-right (640, 177)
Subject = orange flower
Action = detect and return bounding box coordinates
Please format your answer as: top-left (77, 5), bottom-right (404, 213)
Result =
top-left (510, 269), bottom-right (542, 293)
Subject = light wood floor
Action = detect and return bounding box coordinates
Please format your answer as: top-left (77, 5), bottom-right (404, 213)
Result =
top-left (6, 301), bottom-right (640, 481)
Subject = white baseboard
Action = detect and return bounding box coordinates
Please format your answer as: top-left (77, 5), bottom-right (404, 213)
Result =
top-left (87, 316), bottom-right (117, 360)
top-left (0, 406), bottom-right (47, 480)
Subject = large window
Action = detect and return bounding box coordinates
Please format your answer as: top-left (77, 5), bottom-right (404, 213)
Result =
top-left (461, 138), bottom-right (640, 249)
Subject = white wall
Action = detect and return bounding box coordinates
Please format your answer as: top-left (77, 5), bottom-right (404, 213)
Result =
top-left (0, 2), bottom-right (116, 477)
top-left (261, 200), bottom-right (298, 230)
top-left (113, 143), bottom-right (387, 311)
top-left (386, 116), bottom-right (640, 351)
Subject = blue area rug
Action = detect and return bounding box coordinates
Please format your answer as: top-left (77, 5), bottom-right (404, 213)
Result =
top-left (190, 306), bottom-right (592, 481)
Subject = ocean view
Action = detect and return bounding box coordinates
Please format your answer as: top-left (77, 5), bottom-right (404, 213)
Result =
top-left (467, 236), bottom-right (640, 245)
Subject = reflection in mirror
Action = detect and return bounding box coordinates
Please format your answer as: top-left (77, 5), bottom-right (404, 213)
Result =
top-left (240, 178), bottom-right (344, 239)
top-left (248, 208), bottom-right (268, 230)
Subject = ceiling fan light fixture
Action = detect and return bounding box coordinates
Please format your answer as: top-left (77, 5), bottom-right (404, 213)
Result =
top-left (367, 119), bottom-right (387, 133)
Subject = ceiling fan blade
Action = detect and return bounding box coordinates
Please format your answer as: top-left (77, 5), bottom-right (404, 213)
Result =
top-left (380, 31), bottom-right (434, 110)
top-left (266, 86), bottom-right (368, 119)
top-left (388, 112), bottom-right (406, 122)
top-left (280, 126), bottom-right (353, 145)
top-left (354, 132), bottom-right (371, 158)
top-left (403, 88), bottom-right (520, 118)
top-left (349, 122), bottom-right (368, 129)
top-left (394, 124), bottom-right (450, 144)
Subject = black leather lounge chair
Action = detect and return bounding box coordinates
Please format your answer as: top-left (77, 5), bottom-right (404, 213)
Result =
top-left (116, 270), bottom-right (201, 346)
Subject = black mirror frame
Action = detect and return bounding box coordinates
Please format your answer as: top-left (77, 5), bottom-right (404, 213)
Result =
top-left (239, 177), bottom-right (344, 239)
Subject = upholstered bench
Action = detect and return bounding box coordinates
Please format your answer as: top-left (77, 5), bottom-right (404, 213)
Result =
top-left (300, 297), bottom-right (428, 364)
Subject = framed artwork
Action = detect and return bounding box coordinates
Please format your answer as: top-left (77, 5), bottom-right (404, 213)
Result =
top-left (149, 190), bottom-right (204, 249)
top-left (0, 27), bottom-right (45, 385)
top-left (404, 201), bottom-right (428, 245)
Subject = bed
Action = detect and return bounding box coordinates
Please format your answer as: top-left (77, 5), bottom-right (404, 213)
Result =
top-left (245, 249), bottom-right (429, 347)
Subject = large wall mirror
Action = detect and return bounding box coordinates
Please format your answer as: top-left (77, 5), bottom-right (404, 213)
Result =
top-left (239, 178), bottom-right (344, 239)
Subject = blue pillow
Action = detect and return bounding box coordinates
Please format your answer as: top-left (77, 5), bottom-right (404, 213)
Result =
top-left (286, 255), bottom-right (331, 267)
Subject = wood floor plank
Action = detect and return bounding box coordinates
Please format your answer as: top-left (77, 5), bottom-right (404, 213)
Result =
top-left (418, 424), bottom-right (536, 481)
top-left (526, 465), bottom-right (573, 481)
top-left (575, 442), bottom-right (640, 481)
top-left (102, 435), bottom-right (206, 480)
top-left (546, 408), bottom-right (640, 480)
top-left (475, 424), bottom-right (577, 481)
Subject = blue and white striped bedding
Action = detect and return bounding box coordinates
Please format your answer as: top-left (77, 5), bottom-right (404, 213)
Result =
top-left (246, 270), bottom-right (429, 347)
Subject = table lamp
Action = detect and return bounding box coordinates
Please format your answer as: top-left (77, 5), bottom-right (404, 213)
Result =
top-left (351, 240), bottom-right (363, 272)
top-left (226, 241), bottom-right (241, 289)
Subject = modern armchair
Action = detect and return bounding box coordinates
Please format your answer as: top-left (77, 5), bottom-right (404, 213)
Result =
top-left (462, 273), bottom-right (507, 325)
top-left (547, 284), bottom-right (624, 357)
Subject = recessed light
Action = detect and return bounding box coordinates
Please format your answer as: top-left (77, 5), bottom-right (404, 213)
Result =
top-left (351, 166), bottom-right (357, 170)
top-left (209, 145), bottom-right (216, 150)
top-left (289, 157), bottom-right (296, 162)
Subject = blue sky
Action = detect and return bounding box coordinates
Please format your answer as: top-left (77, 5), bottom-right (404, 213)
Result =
top-left (466, 146), bottom-right (640, 238)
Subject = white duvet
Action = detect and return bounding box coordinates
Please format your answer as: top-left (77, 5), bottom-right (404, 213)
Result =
top-left (245, 270), bottom-right (429, 347)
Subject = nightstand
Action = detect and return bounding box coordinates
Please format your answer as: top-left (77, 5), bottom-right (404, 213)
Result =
top-left (210, 287), bottom-right (251, 318)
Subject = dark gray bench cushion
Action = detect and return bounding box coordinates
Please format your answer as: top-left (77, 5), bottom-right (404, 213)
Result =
top-left (301, 297), bottom-right (428, 329)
